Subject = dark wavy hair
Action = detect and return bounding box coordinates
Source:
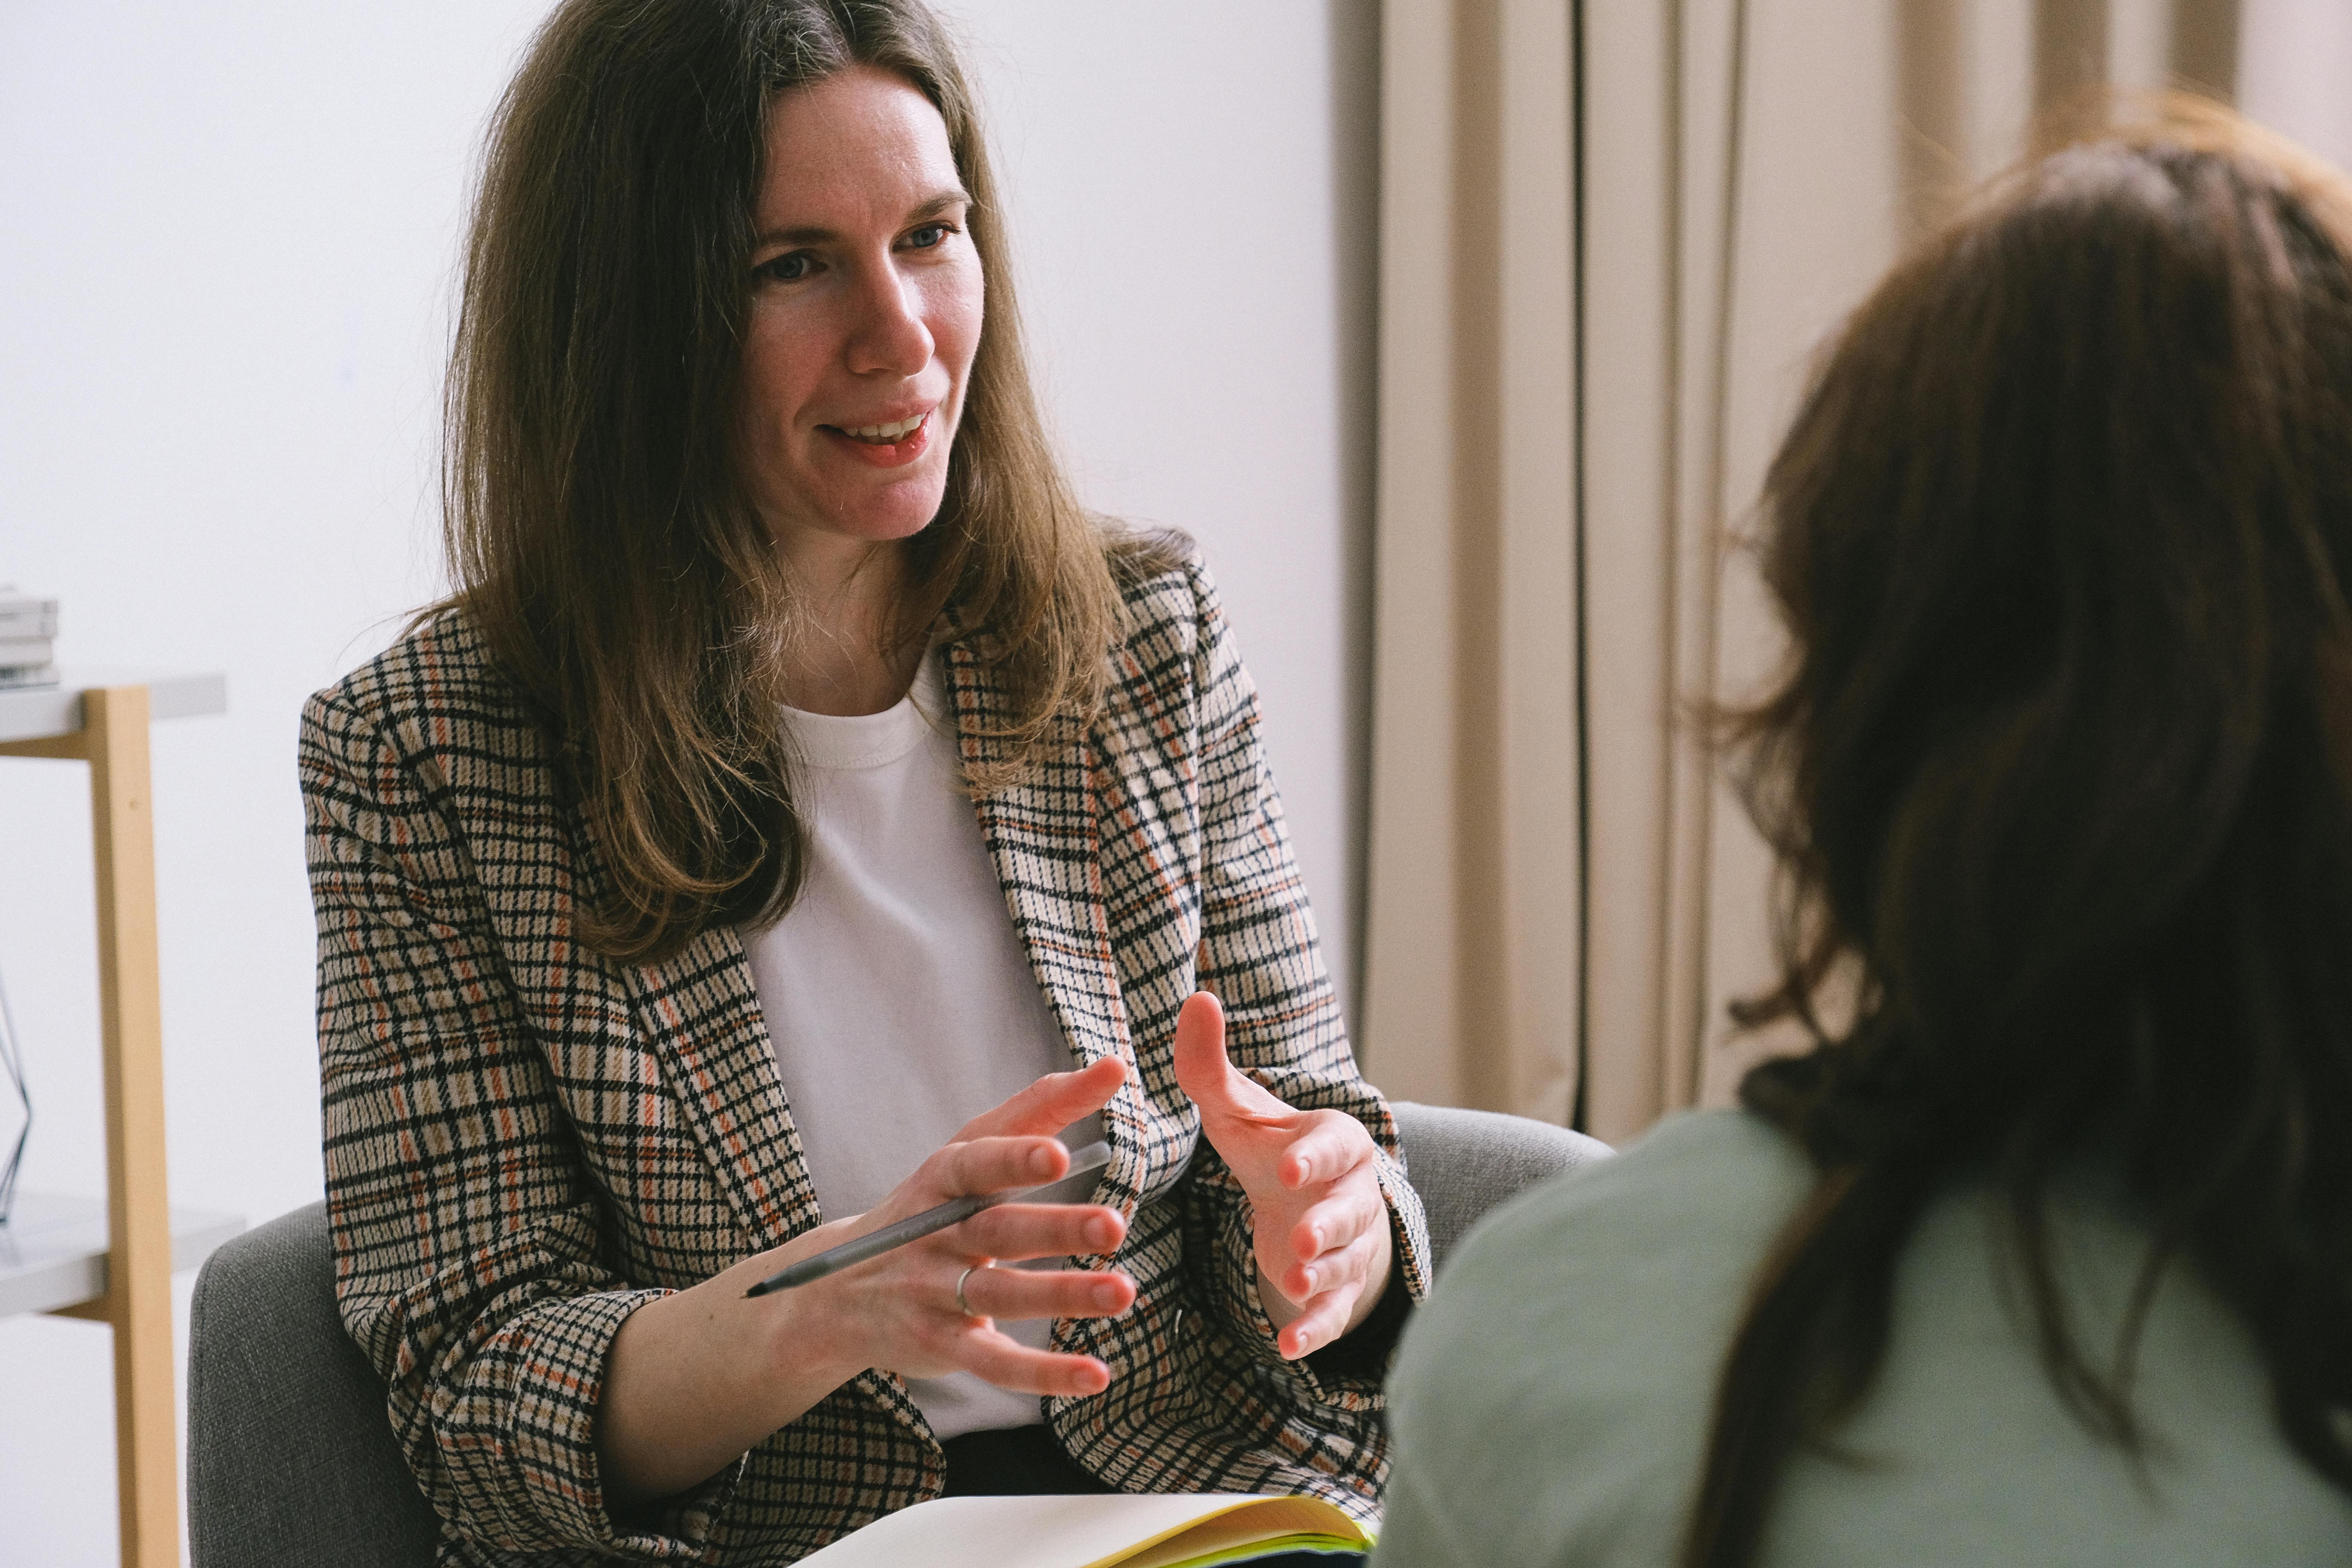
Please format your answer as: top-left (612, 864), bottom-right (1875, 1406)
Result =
top-left (1686, 101), bottom-right (2352, 1566)
top-left (441, 0), bottom-right (1131, 962)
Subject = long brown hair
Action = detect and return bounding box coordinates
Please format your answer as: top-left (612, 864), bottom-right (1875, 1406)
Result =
top-left (443, 0), bottom-right (1129, 961)
top-left (1689, 102), bottom-right (2352, 1565)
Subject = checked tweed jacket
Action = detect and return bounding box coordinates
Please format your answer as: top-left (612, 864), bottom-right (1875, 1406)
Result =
top-left (301, 547), bottom-right (1433, 1565)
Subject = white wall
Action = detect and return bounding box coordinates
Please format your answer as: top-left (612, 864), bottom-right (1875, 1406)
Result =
top-left (0, 4), bottom-right (1372, 1560)
top-left (938, 3), bottom-right (1377, 1010)
top-left (2241, 0), bottom-right (2352, 172)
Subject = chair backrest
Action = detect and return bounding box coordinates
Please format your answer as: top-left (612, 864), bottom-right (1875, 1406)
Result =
top-left (187, 1200), bottom-right (441, 1568)
top-left (185, 1108), bottom-right (1606, 1564)
top-left (1388, 1101), bottom-right (1612, 1274)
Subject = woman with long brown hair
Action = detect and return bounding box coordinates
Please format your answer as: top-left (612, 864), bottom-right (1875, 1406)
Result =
top-left (1375, 104), bottom-right (2352, 1566)
top-left (299, 2), bottom-right (1424, 1561)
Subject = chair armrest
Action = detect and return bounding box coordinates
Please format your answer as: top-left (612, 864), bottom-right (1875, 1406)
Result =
top-left (1389, 1101), bottom-right (1612, 1275)
top-left (188, 1201), bottom-right (442, 1567)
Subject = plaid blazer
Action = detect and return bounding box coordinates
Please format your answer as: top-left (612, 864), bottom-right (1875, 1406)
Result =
top-left (302, 548), bottom-right (1432, 1565)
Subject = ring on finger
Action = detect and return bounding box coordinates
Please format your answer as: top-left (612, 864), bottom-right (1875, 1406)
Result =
top-left (955, 1263), bottom-right (991, 1319)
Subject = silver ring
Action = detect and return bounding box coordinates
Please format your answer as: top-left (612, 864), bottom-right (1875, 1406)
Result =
top-left (955, 1264), bottom-right (986, 1319)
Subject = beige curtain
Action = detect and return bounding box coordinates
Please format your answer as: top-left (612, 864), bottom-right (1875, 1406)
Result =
top-left (1359, 0), bottom-right (2242, 1145)
top-left (1359, 0), bottom-right (1581, 1123)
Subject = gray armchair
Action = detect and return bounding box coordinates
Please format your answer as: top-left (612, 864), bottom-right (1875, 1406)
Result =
top-left (186, 1101), bottom-right (1608, 1566)
top-left (1389, 1101), bottom-right (1612, 1269)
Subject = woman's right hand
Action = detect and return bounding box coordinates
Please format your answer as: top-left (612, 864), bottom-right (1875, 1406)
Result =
top-left (597, 1057), bottom-right (1135, 1505)
top-left (746, 1054), bottom-right (1135, 1392)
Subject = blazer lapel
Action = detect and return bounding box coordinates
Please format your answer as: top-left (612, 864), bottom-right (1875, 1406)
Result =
top-left (943, 642), bottom-right (1161, 1213)
top-left (441, 682), bottom-right (817, 1263)
top-left (622, 922), bottom-right (820, 1252)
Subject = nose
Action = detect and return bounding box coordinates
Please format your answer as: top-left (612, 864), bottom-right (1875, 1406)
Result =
top-left (845, 258), bottom-right (934, 378)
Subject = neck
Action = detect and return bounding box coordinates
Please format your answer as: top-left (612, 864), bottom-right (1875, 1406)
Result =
top-left (776, 534), bottom-right (923, 716)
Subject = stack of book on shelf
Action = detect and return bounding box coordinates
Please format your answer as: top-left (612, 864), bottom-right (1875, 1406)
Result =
top-left (0, 587), bottom-right (59, 690)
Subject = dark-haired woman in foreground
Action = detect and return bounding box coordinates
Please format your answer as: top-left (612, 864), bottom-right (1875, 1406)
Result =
top-left (1375, 104), bottom-right (2352, 1567)
top-left (301, 1), bottom-right (1422, 1562)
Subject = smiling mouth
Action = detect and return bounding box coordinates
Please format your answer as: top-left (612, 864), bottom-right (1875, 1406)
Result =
top-left (819, 409), bottom-right (935, 470)
top-left (835, 411), bottom-right (929, 445)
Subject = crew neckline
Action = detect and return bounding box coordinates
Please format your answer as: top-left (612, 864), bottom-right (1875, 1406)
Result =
top-left (781, 657), bottom-right (946, 771)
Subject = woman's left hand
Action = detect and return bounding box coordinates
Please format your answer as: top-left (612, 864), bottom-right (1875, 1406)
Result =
top-left (1172, 990), bottom-right (1395, 1359)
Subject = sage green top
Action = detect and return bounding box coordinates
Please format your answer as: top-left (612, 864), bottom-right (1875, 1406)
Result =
top-left (1375, 1110), bottom-right (2352, 1567)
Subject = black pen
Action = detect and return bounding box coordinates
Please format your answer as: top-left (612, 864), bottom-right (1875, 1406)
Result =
top-left (743, 1140), bottom-right (1116, 1298)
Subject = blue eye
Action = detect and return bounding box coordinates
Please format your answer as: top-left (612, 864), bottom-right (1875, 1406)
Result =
top-left (906, 223), bottom-right (951, 250)
top-left (759, 252), bottom-right (813, 283)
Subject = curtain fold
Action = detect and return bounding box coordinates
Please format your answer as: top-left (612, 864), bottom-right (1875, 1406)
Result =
top-left (1360, 0), bottom-right (1580, 1121)
top-left (1361, 0), bottom-right (2248, 1143)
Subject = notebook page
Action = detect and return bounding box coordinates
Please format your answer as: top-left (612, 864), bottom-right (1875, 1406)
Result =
top-left (796, 1494), bottom-right (1296, 1568)
top-left (1118, 1495), bottom-right (1372, 1568)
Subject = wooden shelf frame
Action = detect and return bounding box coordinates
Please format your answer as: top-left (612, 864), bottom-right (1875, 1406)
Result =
top-left (1, 680), bottom-right (226, 1568)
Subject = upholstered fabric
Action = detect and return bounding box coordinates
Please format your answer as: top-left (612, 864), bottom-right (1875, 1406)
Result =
top-left (187, 1200), bottom-right (442, 1568)
top-left (188, 1109), bottom-right (1604, 1568)
top-left (1387, 1102), bottom-right (1611, 1274)
top-left (298, 550), bottom-right (1431, 1564)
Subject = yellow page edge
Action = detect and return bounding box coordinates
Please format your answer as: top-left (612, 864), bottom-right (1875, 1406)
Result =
top-left (1148, 1533), bottom-right (1370, 1568)
top-left (1077, 1497), bottom-right (1374, 1568)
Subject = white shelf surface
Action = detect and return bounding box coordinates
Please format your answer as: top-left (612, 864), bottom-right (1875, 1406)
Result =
top-left (0, 1193), bottom-right (245, 1318)
top-left (0, 670), bottom-right (229, 744)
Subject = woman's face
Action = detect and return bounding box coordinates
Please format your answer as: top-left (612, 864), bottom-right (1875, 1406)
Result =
top-left (736, 66), bottom-right (982, 556)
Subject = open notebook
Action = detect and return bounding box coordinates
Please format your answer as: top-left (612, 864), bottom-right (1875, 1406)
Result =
top-left (796, 1493), bottom-right (1375, 1568)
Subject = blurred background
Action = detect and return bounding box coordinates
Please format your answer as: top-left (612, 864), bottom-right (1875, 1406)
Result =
top-left (0, 0), bottom-right (2346, 1560)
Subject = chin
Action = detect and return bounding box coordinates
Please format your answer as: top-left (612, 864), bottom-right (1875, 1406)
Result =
top-left (756, 458), bottom-right (954, 551)
top-left (856, 489), bottom-right (951, 542)
top-left (808, 486), bottom-right (949, 547)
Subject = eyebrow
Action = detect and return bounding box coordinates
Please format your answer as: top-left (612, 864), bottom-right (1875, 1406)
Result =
top-left (752, 188), bottom-right (972, 250)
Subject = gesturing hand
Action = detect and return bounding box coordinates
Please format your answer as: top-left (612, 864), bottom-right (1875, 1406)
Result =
top-left (1171, 991), bottom-right (1395, 1359)
top-left (600, 1058), bottom-right (1136, 1506)
top-left (797, 1055), bottom-right (1138, 1393)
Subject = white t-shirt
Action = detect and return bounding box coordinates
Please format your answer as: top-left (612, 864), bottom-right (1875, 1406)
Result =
top-left (742, 656), bottom-right (1096, 1440)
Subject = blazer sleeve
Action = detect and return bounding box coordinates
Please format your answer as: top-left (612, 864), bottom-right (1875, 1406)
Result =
top-left (302, 684), bottom-right (738, 1559)
top-left (1170, 559), bottom-right (1434, 1403)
